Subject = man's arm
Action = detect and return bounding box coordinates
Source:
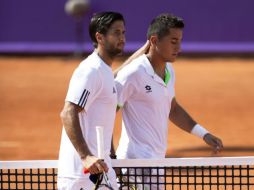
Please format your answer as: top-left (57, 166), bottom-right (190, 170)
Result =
top-left (169, 98), bottom-right (196, 133)
top-left (113, 40), bottom-right (150, 77)
top-left (169, 98), bottom-right (223, 153)
top-left (60, 101), bottom-right (108, 174)
top-left (110, 106), bottom-right (121, 159)
top-left (110, 136), bottom-right (117, 159)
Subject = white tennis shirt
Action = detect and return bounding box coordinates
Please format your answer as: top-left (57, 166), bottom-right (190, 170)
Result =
top-left (115, 54), bottom-right (175, 159)
top-left (58, 52), bottom-right (117, 178)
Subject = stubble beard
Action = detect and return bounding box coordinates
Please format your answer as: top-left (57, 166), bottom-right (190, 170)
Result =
top-left (107, 47), bottom-right (123, 59)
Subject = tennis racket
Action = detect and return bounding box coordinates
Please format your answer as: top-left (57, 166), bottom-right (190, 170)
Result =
top-left (83, 126), bottom-right (114, 190)
top-left (90, 171), bottom-right (114, 190)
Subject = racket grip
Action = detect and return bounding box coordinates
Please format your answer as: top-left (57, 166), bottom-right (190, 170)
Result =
top-left (83, 168), bottom-right (100, 185)
top-left (83, 126), bottom-right (104, 175)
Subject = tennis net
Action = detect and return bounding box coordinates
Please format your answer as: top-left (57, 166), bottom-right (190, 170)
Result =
top-left (0, 157), bottom-right (254, 189)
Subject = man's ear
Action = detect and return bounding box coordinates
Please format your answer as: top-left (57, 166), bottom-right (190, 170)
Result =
top-left (95, 32), bottom-right (103, 44)
top-left (150, 35), bottom-right (158, 47)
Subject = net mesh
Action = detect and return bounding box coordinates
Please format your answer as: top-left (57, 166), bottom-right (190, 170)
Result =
top-left (1, 157), bottom-right (254, 190)
top-left (116, 165), bottom-right (254, 189)
top-left (0, 168), bottom-right (57, 190)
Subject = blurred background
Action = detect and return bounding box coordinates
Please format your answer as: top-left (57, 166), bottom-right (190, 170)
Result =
top-left (1, 0), bottom-right (254, 54)
top-left (0, 0), bottom-right (254, 160)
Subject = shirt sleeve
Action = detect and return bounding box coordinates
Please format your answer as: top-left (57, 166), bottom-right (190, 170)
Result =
top-left (115, 70), bottom-right (136, 107)
top-left (65, 66), bottom-right (101, 111)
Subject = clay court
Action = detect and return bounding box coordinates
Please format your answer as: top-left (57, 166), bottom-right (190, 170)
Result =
top-left (1, 55), bottom-right (254, 160)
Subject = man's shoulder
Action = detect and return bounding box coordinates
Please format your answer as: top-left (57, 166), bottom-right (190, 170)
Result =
top-left (80, 53), bottom-right (100, 67)
top-left (73, 58), bottom-right (99, 79)
top-left (118, 56), bottom-right (145, 76)
top-left (77, 53), bottom-right (106, 75)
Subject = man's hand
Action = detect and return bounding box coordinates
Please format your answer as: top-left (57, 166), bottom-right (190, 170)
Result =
top-left (114, 40), bottom-right (150, 78)
top-left (136, 40), bottom-right (150, 55)
top-left (82, 155), bottom-right (109, 174)
top-left (203, 133), bottom-right (223, 154)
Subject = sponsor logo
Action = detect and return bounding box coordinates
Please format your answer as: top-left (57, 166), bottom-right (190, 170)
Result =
top-left (145, 85), bottom-right (152, 93)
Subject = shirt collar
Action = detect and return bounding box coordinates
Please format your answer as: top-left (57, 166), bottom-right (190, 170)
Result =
top-left (164, 67), bottom-right (171, 85)
top-left (142, 54), bottom-right (171, 82)
top-left (142, 54), bottom-right (156, 77)
top-left (92, 51), bottom-right (112, 72)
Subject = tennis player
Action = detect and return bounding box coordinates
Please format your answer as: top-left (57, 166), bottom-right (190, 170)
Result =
top-left (114, 13), bottom-right (223, 189)
top-left (57, 12), bottom-right (126, 190)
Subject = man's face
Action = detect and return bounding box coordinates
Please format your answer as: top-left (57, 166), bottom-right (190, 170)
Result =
top-left (102, 20), bottom-right (126, 57)
top-left (155, 28), bottom-right (183, 62)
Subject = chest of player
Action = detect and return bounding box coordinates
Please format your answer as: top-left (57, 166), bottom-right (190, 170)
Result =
top-left (96, 71), bottom-right (117, 104)
top-left (133, 73), bottom-right (174, 105)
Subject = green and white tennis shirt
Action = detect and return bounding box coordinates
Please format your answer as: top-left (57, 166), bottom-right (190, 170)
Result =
top-left (115, 54), bottom-right (175, 159)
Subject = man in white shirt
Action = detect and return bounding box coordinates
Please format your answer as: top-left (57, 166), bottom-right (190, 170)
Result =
top-left (57, 12), bottom-right (125, 190)
top-left (114, 13), bottom-right (223, 189)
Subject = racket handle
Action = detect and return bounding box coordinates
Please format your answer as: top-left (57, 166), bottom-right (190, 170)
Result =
top-left (96, 126), bottom-right (104, 159)
top-left (83, 158), bottom-right (105, 174)
top-left (83, 126), bottom-right (104, 175)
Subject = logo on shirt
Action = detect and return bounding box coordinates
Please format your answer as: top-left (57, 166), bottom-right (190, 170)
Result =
top-left (145, 85), bottom-right (152, 93)
top-left (78, 89), bottom-right (90, 108)
top-left (113, 87), bottom-right (116, 94)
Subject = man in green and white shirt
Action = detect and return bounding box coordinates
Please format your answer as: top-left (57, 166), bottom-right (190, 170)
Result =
top-left (116, 54), bottom-right (176, 159)
top-left (114, 13), bottom-right (223, 190)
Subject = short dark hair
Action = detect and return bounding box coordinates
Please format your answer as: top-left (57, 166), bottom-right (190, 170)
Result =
top-left (147, 13), bottom-right (184, 40)
top-left (89, 11), bottom-right (125, 48)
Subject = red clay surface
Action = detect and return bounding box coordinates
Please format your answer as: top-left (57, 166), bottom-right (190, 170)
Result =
top-left (1, 56), bottom-right (254, 160)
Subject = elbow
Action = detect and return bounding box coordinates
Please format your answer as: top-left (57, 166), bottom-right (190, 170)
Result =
top-left (60, 109), bottom-right (67, 124)
top-left (60, 102), bottom-right (80, 124)
top-left (60, 104), bottom-right (73, 124)
top-left (169, 107), bottom-right (176, 121)
top-left (60, 102), bottom-right (81, 126)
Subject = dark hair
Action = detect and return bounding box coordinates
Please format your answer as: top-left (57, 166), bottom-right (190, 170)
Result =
top-left (147, 13), bottom-right (184, 40)
top-left (89, 11), bottom-right (125, 48)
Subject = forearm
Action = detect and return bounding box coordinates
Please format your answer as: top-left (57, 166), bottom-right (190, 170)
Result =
top-left (170, 98), bottom-right (210, 139)
top-left (61, 103), bottom-right (92, 159)
top-left (110, 137), bottom-right (117, 159)
top-left (114, 40), bottom-right (150, 77)
top-left (169, 99), bottom-right (196, 133)
top-left (169, 99), bottom-right (223, 152)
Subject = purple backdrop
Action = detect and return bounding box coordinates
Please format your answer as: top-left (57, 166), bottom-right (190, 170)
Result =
top-left (0, 0), bottom-right (254, 53)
